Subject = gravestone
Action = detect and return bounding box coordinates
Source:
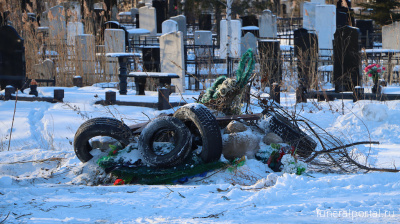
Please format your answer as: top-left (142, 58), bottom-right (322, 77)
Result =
top-left (139, 5), bottom-right (157, 36)
top-left (258, 40), bottom-right (281, 88)
top-left (104, 29), bottom-right (126, 75)
top-left (199, 14), bottom-right (212, 30)
top-left (131, 8), bottom-right (139, 27)
top-left (111, 5), bottom-right (118, 21)
top-left (259, 10), bottom-right (277, 38)
top-left (241, 32), bottom-right (257, 55)
top-left (170, 15), bottom-right (187, 40)
top-left (241, 15), bottom-right (258, 27)
top-left (152, 0), bottom-right (167, 34)
top-left (336, 0), bottom-right (355, 28)
top-left (0, 25), bottom-right (26, 90)
top-left (194, 30), bottom-right (213, 58)
top-left (303, 2), bottom-right (318, 31)
top-left (75, 34), bottom-right (96, 80)
top-left (220, 19), bottom-right (242, 59)
top-left (382, 21), bottom-right (400, 50)
top-left (67, 22), bottom-right (84, 46)
top-left (142, 47), bottom-right (160, 72)
top-left (294, 28), bottom-right (319, 89)
top-left (333, 26), bottom-right (361, 92)
top-left (48, 5), bottom-right (67, 43)
top-left (160, 31), bottom-right (185, 93)
top-left (315, 4), bottom-right (336, 56)
top-left (311, 0), bottom-right (326, 4)
top-left (162, 19), bottom-right (178, 34)
top-left (33, 59), bottom-right (55, 80)
top-left (356, 19), bottom-right (374, 48)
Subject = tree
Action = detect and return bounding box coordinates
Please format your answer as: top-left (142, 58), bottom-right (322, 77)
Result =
top-left (359, 0), bottom-right (400, 26)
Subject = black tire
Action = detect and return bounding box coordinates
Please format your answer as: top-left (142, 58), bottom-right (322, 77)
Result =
top-left (173, 104), bottom-right (222, 163)
top-left (74, 117), bottom-right (133, 162)
top-left (138, 116), bottom-right (192, 168)
top-left (267, 113), bottom-right (317, 157)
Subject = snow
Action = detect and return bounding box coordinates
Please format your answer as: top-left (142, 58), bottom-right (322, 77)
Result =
top-left (1, 85), bottom-right (400, 223)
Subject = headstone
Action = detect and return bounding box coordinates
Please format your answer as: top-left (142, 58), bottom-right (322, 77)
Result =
top-left (258, 40), bottom-right (281, 88)
top-left (0, 25), bottom-right (26, 90)
top-left (333, 26), bottom-right (361, 92)
top-left (40, 10), bottom-right (49, 27)
top-left (170, 15), bottom-right (187, 40)
top-left (199, 14), bottom-right (212, 30)
top-left (315, 5), bottom-right (336, 56)
top-left (382, 21), bottom-right (400, 50)
top-left (303, 2), bottom-right (318, 31)
top-left (160, 31), bottom-right (185, 93)
top-left (220, 19), bottom-right (242, 59)
top-left (294, 28), bottom-right (319, 89)
top-left (311, 0), bottom-right (326, 4)
top-left (75, 34), bottom-right (96, 78)
top-left (336, 0), bottom-right (355, 28)
top-left (194, 30), bottom-right (213, 57)
top-left (104, 29), bottom-right (126, 75)
top-left (356, 19), bottom-right (374, 48)
top-left (33, 59), bottom-right (55, 80)
top-left (67, 22), bottom-right (84, 46)
top-left (142, 47), bottom-right (160, 72)
top-left (241, 32), bottom-right (257, 55)
top-left (111, 5), bottom-right (118, 21)
top-left (162, 19), bottom-right (178, 34)
top-left (48, 5), bottom-right (67, 43)
top-left (259, 10), bottom-right (277, 38)
top-left (152, 0), bottom-right (167, 34)
top-left (130, 8), bottom-right (139, 22)
top-left (139, 5), bottom-right (157, 36)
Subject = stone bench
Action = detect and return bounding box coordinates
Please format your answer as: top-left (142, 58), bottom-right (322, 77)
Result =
top-left (127, 72), bottom-right (180, 95)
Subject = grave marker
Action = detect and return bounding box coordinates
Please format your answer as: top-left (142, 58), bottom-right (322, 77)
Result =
top-left (259, 10), bottom-right (277, 38)
top-left (139, 5), bottom-right (157, 36)
top-left (220, 19), bottom-right (242, 59)
top-left (170, 15), bottom-right (187, 40)
top-left (241, 32), bottom-right (257, 55)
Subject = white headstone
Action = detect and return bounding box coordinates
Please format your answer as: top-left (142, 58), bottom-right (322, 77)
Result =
top-left (303, 2), bottom-right (318, 30)
top-left (259, 10), bottom-right (277, 38)
top-left (75, 34), bottom-right (96, 76)
top-left (241, 32), bottom-right (257, 55)
top-left (160, 31), bottom-right (185, 93)
top-left (67, 22), bottom-right (84, 46)
top-left (48, 5), bottom-right (67, 43)
top-left (315, 5), bottom-right (336, 56)
top-left (311, 0), bottom-right (326, 4)
top-left (105, 29), bottom-right (126, 75)
top-left (144, 0), bottom-right (152, 6)
top-left (220, 19), bottom-right (242, 59)
top-left (170, 15), bottom-right (187, 40)
top-left (382, 22), bottom-right (400, 50)
top-left (162, 19), bottom-right (178, 34)
top-left (139, 6), bottom-right (157, 36)
top-left (194, 30), bottom-right (213, 57)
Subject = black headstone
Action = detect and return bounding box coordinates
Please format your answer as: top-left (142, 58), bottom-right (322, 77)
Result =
top-left (240, 15), bottom-right (258, 27)
top-left (333, 26), bottom-right (361, 92)
top-left (142, 47), bottom-right (160, 72)
top-left (336, 0), bottom-right (355, 28)
top-left (152, 0), bottom-right (167, 34)
top-left (294, 28), bottom-right (318, 89)
top-left (199, 14), bottom-right (212, 30)
top-left (356, 19), bottom-right (374, 48)
top-left (0, 25), bottom-right (26, 90)
top-left (258, 40), bottom-right (282, 87)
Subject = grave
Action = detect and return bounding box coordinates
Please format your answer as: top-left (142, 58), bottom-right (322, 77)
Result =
top-left (333, 26), bottom-right (361, 92)
top-left (104, 29), bottom-right (126, 76)
top-left (258, 40), bottom-right (282, 88)
top-left (199, 14), bottom-right (212, 31)
top-left (170, 15), bottom-right (187, 40)
top-left (0, 25), bottom-right (26, 90)
top-left (32, 59), bottom-right (55, 82)
top-left (67, 22), bottom-right (84, 46)
top-left (356, 20), bottom-right (374, 49)
top-left (259, 10), bottom-right (277, 38)
top-left (194, 30), bottom-right (213, 58)
top-left (162, 19), bottom-right (178, 34)
top-left (382, 21), bottom-right (400, 50)
top-left (315, 4), bottom-right (336, 56)
top-left (75, 34), bottom-right (96, 83)
top-left (241, 32), bottom-right (257, 55)
top-left (294, 28), bottom-right (319, 89)
top-left (160, 31), bottom-right (185, 93)
top-left (303, 2), bottom-right (318, 31)
top-left (48, 5), bottom-right (67, 44)
top-left (139, 5), bottom-right (157, 36)
top-left (220, 19), bottom-right (242, 59)
top-left (336, 0), bottom-right (355, 28)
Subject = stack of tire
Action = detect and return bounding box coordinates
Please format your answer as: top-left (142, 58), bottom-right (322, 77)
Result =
top-left (73, 104), bottom-right (223, 168)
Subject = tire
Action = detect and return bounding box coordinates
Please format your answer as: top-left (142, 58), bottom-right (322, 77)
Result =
top-left (138, 116), bottom-right (192, 168)
top-left (74, 117), bottom-right (132, 162)
top-left (173, 104), bottom-right (222, 163)
top-left (267, 113), bottom-right (317, 157)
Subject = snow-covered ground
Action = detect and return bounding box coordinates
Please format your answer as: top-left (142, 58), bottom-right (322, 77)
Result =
top-left (1, 85), bottom-right (400, 223)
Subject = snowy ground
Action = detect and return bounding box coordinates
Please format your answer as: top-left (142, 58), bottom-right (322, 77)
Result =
top-left (1, 85), bottom-right (400, 223)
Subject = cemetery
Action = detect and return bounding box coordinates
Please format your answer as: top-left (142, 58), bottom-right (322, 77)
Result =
top-left (1, 0), bottom-right (400, 222)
